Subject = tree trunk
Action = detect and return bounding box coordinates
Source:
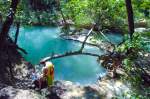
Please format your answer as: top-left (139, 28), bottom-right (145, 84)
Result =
top-left (125, 0), bottom-right (134, 40)
top-left (0, 0), bottom-right (20, 48)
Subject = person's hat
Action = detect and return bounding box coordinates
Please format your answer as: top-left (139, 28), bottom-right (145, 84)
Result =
top-left (45, 61), bottom-right (53, 68)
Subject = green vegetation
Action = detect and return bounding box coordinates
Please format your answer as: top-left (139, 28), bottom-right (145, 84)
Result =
top-left (0, 0), bottom-right (150, 98)
top-left (119, 33), bottom-right (150, 97)
top-left (0, 0), bottom-right (149, 28)
top-left (0, 0), bottom-right (58, 25)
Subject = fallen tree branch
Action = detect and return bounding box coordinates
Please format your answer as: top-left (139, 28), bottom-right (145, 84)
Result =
top-left (61, 37), bottom-right (99, 47)
top-left (41, 25), bottom-right (101, 62)
top-left (80, 26), bottom-right (94, 51)
top-left (41, 25), bottom-right (116, 62)
top-left (41, 50), bottom-right (100, 62)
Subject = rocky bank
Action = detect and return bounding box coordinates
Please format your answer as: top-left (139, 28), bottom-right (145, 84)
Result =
top-left (0, 59), bottom-right (132, 99)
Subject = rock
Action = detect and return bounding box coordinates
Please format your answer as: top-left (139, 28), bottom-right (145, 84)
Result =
top-left (135, 19), bottom-right (148, 28)
top-left (0, 86), bottom-right (17, 98)
top-left (135, 28), bottom-right (149, 32)
top-left (0, 79), bottom-right (132, 99)
top-left (50, 81), bottom-right (102, 99)
top-left (98, 79), bottom-right (131, 99)
top-left (0, 86), bottom-right (44, 99)
top-left (116, 68), bottom-right (126, 76)
top-left (58, 19), bottom-right (74, 26)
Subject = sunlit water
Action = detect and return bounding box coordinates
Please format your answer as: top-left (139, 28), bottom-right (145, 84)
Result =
top-left (10, 26), bottom-right (123, 84)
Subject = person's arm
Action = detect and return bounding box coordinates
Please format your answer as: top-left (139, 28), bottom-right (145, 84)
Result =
top-left (38, 74), bottom-right (45, 89)
top-left (38, 78), bottom-right (42, 89)
top-left (50, 67), bottom-right (54, 79)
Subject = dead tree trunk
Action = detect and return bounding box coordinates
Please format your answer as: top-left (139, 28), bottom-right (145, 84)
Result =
top-left (125, 0), bottom-right (134, 40)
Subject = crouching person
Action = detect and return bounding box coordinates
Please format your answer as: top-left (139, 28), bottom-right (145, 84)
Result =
top-left (31, 61), bottom-right (54, 89)
top-left (41, 61), bottom-right (54, 87)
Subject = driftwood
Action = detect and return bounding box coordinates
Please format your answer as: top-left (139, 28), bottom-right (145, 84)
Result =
top-left (41, 25), bottom-right (101, 62)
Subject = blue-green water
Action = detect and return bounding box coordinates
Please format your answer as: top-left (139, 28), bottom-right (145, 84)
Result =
top-left (10, 26), bottom-right (122, 84)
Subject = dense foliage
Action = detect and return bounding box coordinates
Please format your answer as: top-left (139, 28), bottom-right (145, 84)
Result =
top-left (0, 0), bottom-right (149, 29)
top-left (99, 32), bottom-right (150, 98)
top-left (0, 0), bottom-right (58, 25)
top-left (118, 33), bottom-right (150, 98)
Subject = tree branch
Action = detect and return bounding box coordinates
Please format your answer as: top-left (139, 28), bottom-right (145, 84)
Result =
top-left (16, 46), bottom-right (27, 54)
top-left (80, 26), bottom-right (94, 51)
top-left (8, 36), bottom-right (28, 54)
top-left (14, 22), bottom-right (20, 44)
top-left (41, 50), bottom-right (100, 62)
top-left (40, 26), bottom-right (100, 62)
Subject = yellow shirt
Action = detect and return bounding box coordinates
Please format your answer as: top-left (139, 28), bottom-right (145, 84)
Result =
top-left (42, 61), bottom-right (54, 86)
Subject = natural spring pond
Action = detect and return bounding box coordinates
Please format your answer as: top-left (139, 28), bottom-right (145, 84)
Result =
top-left (10, 26), bottom-right (123, 84)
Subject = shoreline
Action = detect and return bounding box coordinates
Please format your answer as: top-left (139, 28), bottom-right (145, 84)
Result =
top-left (0, 28), bottom-right (135, 98)
top-left (60, 33), bottom-right (115, 53)
top-left (0, 76), bottom-right (131, 99)
top-left (0, 58), bottom-right (132, 99)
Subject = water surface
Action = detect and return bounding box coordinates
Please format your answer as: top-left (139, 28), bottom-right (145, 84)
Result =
top-left (10, 26), bottom-right (122, 84)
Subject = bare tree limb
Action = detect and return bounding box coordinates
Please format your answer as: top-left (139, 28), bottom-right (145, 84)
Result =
top-left (41, 50), bottom-right (100, 62)
top-left (80, 26), bottom-right (94, 51)
top-left (99, 30), bottom-right (110, 42)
